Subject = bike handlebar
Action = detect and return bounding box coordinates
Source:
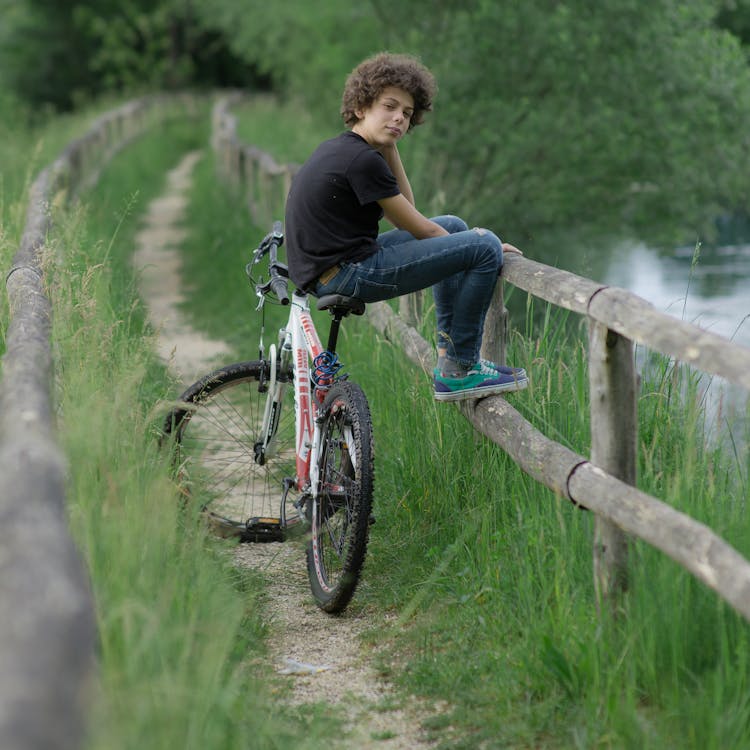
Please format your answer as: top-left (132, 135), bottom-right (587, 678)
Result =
top-left (270, 274), bottom-right (290, 305)
top-left (249, 221), bottom-right (290, 305)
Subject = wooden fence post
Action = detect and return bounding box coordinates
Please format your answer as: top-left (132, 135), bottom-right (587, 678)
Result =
top-left (399, 291), bottom-right (424, 329)
top-left (480, 278), bottom-right (508, 366)
top-left (588, 320), bottom-right (637, 610)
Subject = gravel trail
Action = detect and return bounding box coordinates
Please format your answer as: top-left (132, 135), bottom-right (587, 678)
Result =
top-left (133, 151), bottom-right (439, 749)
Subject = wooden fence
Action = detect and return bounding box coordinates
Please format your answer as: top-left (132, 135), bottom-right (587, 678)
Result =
top-left (212, 94), bottom-right (297, 228)
top-left (213, 95), bottom-right (750, 622)
top-left (0, 94), bottom-right (198, 750)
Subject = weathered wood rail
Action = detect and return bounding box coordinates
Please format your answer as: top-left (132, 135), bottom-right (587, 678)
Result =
top-left (214, 95), bottom-right (750, 623)
top-left (212, 94), bottom-right (297, 228)
top-left (0, 94), bottom-right (198, 750)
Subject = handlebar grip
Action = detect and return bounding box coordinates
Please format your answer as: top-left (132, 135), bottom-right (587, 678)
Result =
top-left (271, 220), bottom-right (283, 240)
top-left (271, 276), bottom-right (290, 305)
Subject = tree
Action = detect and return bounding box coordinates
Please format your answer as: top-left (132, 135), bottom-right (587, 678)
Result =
top-left (201, 0), bottom-right (750, 243)
top-left (372, 0), bottom-right (750, 243)
top-left (0, 0), bottom-right (100, 111)
top-left (195, 0), bottom-right (381, 128)
top-left (0, 0), bottom-right (263, 111)
top-left (5, 0), bottom-right (749, 244)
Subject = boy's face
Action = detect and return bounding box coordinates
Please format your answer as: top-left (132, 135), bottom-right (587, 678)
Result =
top-left (352, 86), bottom-right (415, 149)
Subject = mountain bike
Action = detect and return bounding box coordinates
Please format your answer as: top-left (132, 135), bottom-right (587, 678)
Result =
top-left (162, 221), bottom-right (374, 614)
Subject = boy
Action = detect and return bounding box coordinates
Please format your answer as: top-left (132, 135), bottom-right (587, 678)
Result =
top-left (284, 52), bottom-right (528, 401)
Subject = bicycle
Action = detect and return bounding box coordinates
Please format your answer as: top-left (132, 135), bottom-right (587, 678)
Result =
top-left (162, 221), bottom-right (375, 614)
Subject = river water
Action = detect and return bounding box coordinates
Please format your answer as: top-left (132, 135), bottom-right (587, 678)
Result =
top-left (604, 240), bottom-right (750, 350)
top-left (524, 232), bottom-right (749, 451)
top-left (603, 239), bottom-right (750, 450)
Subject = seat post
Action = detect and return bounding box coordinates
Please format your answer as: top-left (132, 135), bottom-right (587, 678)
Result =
top-left (315, 294), bottom-right (366, 353)
top-left (326, 313), bottom-right (344, 353)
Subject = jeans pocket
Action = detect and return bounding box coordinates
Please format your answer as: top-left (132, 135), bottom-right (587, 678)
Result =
top-left (352, 276), bottom-right (398, 302)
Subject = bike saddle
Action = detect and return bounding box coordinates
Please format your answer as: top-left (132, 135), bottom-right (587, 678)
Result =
top-left (316, 294), bottom-right (366, 316)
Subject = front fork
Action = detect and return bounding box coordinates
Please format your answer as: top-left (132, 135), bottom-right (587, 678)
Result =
top-left (254, 330), bottom-right (293, 465)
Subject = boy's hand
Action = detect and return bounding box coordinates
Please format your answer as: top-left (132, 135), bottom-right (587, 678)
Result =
top-left (472, 229), bottom-right (524, 256)
top-left (377, 142), bottom-right (398, 155)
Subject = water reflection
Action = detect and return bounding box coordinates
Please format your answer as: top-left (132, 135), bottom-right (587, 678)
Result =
top-left (605, 241), bottom-right (750, 346)
top-left (514, 231), bottom-right (749, 452)
top-left (604, 240), bottom-right (750, 450)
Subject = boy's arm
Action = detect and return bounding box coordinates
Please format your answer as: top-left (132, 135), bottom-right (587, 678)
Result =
top-left (378, 144), bottom-right (441, 233)
top-left (379, 143), bottom-right (415, 206)
top-left (378, 194), bottom-right (448, 238)
top-left (380, 196), bottom-right (525, 254)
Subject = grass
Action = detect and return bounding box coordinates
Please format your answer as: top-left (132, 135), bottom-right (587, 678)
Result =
top-left (339, 310), bottom-right (750, 749)
top-left (0, 95), bottom-right (141, 360)
top-left (38, 114), bottom-right (332, 749)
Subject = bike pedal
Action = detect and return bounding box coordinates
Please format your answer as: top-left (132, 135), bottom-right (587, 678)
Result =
top-left (243, 516), bottom-right (285, 543)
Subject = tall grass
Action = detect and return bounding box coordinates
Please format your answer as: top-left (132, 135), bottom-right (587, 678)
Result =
top-left (43, 117), bottom-right (327, 749)
top-left (358, 318), bottom-right (750, 749)
top-left (1, 96), bottom-right (137, 363)
top-left (0, 95), bottom-right (135, 233)
top-left (190, 102), bottom-right (750, 748)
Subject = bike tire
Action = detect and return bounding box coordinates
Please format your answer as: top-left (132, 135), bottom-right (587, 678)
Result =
top-left (161, 360), bottom-right (298, 541)
top-left (307, 380), bottom-right (374, 613)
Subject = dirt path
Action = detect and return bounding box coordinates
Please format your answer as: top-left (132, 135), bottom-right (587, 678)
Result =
top-left (133, 151), bottom-right (438, 749)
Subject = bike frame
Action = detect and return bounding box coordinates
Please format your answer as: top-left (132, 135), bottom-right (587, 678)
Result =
top-left (261, 290), bottom-right (326, 499)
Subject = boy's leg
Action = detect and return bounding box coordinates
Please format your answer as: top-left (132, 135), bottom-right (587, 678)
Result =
top-left (378, 215), bottom-right (473, 359)
top-left (315, 225), bottom-right (499, 363)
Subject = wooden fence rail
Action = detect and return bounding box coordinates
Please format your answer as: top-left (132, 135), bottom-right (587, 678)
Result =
top-left (0, 94), bottom-right (198, 750)
top-left (214, 95), bottom-right (750, 623)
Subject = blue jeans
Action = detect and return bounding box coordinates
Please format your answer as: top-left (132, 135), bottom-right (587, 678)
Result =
top-left (313, 215), bottom-right (503, 366)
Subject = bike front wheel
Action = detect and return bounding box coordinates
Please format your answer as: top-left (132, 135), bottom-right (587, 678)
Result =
top-left (307, 380), bottom-right (374, 613)
top-left (162, 360), bottom-right (298, 541)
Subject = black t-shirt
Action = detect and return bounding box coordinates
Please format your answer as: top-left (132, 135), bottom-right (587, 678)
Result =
top-left (284, 131), bottom-right (400, 290)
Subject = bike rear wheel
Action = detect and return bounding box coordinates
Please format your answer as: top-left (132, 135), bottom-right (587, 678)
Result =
top-left (162, 360), bottom-right (298, 541)
top-left (307, 380), bottom-right (374, 613)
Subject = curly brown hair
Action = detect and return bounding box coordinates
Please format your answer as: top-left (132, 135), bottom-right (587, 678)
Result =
top-left (340, 52), bottom-right (437, 132)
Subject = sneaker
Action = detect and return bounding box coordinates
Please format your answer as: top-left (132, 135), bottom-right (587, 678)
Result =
top-left (433, 363), bottom-right (529, 402)
top-left (434, 359), bottom-right (527, 380)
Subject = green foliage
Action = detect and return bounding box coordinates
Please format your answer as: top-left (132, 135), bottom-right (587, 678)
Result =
top-left (73, 0), bottom-right (263, 94)
top-left (0, 0), bottom-right (263, 110)
top-left (382, 0), bottom-right (750, 243)
top-left (36, 118), bottom-right (316, 749)
top-left (195, 0), bottom-right (380, 130)
top-left (205, 0), bottom-right (750, 246)
top-left (0, 0), bottom-right (99, 110)
top-left (5, 0), bottom-right (750, 244)
top-left (74, 0), bottom-right (191, 92)
top-left (234, 95), bottom-right (331, 165)
top-left (717, 0), bottom-right (750, 46)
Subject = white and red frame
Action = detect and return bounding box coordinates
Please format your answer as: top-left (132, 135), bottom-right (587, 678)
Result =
top-left (259, 291), bottom-right (327, 498)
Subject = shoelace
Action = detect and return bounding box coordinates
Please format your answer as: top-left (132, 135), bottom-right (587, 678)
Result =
top-left (473, 360), bottom-right (501, 376)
